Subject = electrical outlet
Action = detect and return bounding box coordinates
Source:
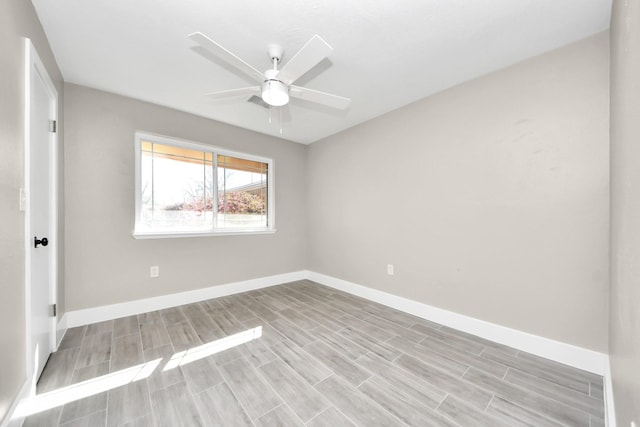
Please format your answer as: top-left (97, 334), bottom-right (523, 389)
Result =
top-left (387, 264), bottom-right (394, 276)
top-left (150, 266), bottom-right (159, 278)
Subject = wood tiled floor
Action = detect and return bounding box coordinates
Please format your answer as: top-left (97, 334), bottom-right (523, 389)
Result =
top-left (25, 280), bottom-right (605, 426)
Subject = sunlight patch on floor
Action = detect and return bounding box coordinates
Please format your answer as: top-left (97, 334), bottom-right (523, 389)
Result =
top-left (163, 325), bottom-right (262, 371)
top-left (15, 358), bottom-right (161, 418)
top-left (15, 325), bottom-right (263, 420)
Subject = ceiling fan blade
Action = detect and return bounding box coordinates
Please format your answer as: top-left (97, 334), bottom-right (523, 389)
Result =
top-left (289, 86), bottom-right (351, 110)
top-left (206, 86), bottom-right (261, 100)
top-left (276, 35), bottom-right (333, 86)
top-left (189, 32), bottom-right (264, 83)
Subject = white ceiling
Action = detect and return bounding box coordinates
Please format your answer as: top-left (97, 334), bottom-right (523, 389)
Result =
top-left (31, 0), bottom-right (611, 144)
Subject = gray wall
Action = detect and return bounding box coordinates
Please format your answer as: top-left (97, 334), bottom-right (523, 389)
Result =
top-left (610, 0), bottom-right (640, 422)
top-left (63, 84), bottom-right (307, 311)
top-left (0, 0), bottom-right (64, 423)
top-left (308, 33), bottom-right (610, 351)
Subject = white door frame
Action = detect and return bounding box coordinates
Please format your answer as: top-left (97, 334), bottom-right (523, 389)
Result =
top-left (24, 38), bottom-right (58, 388)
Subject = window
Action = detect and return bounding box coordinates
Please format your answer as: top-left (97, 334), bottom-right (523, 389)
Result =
top-left (134, 133), bottom-right (273, 237)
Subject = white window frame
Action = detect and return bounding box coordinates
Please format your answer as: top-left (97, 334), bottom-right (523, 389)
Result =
top-left (133, 132), bottom-right (275, 239)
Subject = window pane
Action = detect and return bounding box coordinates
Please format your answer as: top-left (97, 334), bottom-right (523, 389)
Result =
top-left (140, 141), bottom-right (213, 232)
top-left (217, 154), bottom-right (268, 228)
top-left (135, 134), bottom-right (272, 236)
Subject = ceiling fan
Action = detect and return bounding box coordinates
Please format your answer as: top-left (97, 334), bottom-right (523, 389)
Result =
top-left (188, 32), bottom-right (351, 110)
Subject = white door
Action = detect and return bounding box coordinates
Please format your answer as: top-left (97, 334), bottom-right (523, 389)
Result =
top-left (26, 39), bottom-right (58, 382)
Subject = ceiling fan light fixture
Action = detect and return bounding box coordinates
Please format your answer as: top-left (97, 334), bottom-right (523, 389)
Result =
top-left (190, 32), bottom-right (350, 111)
top-left (262, 79), bottom-right (289, 107)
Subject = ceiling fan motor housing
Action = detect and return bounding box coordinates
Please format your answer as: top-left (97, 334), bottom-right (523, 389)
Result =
top-left (262, 68), bottom-right (289, 107)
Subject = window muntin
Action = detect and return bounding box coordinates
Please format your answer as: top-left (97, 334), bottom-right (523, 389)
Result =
top-left (217, 155), bottom-right (268, 229)
top-left (135, 133), bottom-right (273, 237)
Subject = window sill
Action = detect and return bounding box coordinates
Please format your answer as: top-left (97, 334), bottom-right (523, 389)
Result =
top-left (132, 228), bottom-right (276, 239)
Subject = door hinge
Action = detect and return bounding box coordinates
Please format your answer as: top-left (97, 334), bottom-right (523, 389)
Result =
top-left (49, 304), bottom-right (57, 317)
top-left (49, 120), bottom-right (57, 133)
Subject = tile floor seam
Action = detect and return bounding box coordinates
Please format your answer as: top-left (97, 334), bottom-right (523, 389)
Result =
top-left (389, 350), bottom-right (403, 363)
top-left (253, 403), bottom-right (287, 424)
top-left (215, 356), bottom-right (260, 427)
top-left (483, 393), bottom-right (496, 412)
top-left (310, 369), bottom-right (333, 387)
top-left (59, 407), bottom-right (104, 426)
top-left (316, 400), bottom-right (358, 427)
top-left (179, 365), bottom-right (212, 427)
top-left (141, 316), bottom-right (164, 427)
top-left (269, 402), bottom-right (308, 426)
top-left (302, 407), bottom-right (325, 426)
top-left (502, 366), bottom-right (510, 380)
top-left (465, 366), bottom-right (598, 425)
top-left (334, 375), bottom-right (412, 427)
top-left (251, 358), bottom-right (302, 420)
top-left (434, 392), bottom-right (449, 411)
top-left (104, 383), bottom-right (112, 427)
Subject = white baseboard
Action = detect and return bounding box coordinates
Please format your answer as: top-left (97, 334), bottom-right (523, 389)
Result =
top-left (310, 271), bottom-right (618, 424)
top-left (63, 271), bottom-right (307, 328)
top-left (56, 269), bottom-right (615, 424)
top-left (307, 271), bottom-right (608, 376)
top-left (62, 269), bottom-right (609, 376)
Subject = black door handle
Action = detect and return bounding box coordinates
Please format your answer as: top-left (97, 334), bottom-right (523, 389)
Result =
top-left (34, 236), bottom-right (48, 248)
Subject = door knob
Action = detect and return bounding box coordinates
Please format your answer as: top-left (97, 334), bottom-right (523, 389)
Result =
top-left (34, 236), bottom-right (48, 248)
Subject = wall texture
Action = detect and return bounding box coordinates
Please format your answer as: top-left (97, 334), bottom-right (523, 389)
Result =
top-left (0, 0), bottom-right (64, 423)
top-left (609, 0), bottom-right (640, 423)
top-left (63, 84), bottom-right (307, 311)
top-left (308, 33), bottom-right (610, 351)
